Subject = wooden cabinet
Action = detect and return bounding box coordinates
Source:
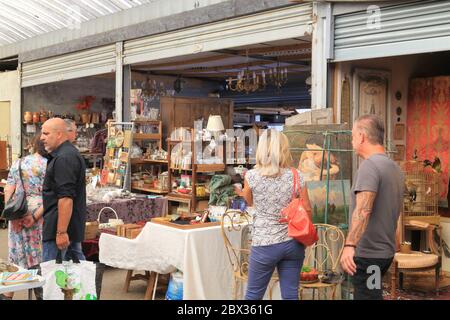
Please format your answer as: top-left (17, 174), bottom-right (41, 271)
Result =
top-left (160, 96), bottom-right (233, 149)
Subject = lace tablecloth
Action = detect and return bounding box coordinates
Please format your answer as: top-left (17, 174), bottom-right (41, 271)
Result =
top-left (86, 197), bottom-right (167, 223)
top-left (99, 222), bottom-right (242, 299)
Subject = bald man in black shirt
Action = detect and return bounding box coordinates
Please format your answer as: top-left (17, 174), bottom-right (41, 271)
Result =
top-left (40, 118), bottom-right (86, 261)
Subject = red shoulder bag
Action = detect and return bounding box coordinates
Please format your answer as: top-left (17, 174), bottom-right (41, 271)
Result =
top-left (280, 168), bottom-right (318, 246)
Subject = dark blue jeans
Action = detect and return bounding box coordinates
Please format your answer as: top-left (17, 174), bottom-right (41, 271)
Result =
top-left (42, 241), bottom-right (86, 262)
top-left (352, 256), bottom-right (393, 300)
top-left (245, 240), bottom-right (305, 300)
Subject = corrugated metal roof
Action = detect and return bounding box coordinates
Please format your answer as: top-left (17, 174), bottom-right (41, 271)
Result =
top-left (0, 0), bottom-right (155, 46)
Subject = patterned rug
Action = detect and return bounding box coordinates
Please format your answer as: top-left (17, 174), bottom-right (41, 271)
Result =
top-left (383, 270), bottom-right (450, 300)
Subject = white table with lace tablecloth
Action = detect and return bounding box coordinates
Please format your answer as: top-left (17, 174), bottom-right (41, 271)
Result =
top-left (99, 221), bottom-right (242, 299)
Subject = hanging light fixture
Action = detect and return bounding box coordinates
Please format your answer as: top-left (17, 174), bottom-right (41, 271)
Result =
top-left (173, 75), bottom-right (186, 94)
top-left (140, 76), bottom-right (168, 99)
top-left (226, 49), bottom-right (266, 94)
top-left (267, 59), bottom-right (288, 90)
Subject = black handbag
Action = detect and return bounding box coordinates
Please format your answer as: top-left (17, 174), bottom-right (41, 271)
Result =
top-left (1, 159), bottom-right (28, 221)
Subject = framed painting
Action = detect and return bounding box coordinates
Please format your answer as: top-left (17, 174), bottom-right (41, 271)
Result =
top-left (307, 180), bottom-right (351, 227)
top-left (283, 124), bottom-right (352, 182)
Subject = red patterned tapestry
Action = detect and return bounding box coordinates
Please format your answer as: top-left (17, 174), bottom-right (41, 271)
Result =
top-left (406, 77), bottom-right (450, 205)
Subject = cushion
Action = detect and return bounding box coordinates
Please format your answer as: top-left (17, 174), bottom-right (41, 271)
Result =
top-left (406, 220), bottom-right (430, 229)
top-left (394, 251), bottom-right (438, 269)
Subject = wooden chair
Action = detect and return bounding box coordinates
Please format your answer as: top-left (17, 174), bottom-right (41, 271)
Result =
top-left (299, 224), bottom-right (345, 300)
top-left (391, 162), bottom-right (442, 299)
top-left (220, 209), bottom-right (278, 299)
top-left (391, 220), bottom-right (442, 299)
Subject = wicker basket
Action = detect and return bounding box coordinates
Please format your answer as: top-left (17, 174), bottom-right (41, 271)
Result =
top-left (85, 207), bottom-right (123, 240)
top-left (97, 207), bottom-right (123, 233)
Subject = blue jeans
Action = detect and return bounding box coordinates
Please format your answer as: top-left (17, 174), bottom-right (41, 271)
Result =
top-left (245, 240), bottom-right (305, 300)
top-left (42, 241), bottom-right (86, 263)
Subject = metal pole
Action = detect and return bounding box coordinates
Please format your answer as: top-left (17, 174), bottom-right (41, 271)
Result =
top-left (325, 133), bottom-right (331, 225)
top-left (115, 42), bottom-right (124, 122)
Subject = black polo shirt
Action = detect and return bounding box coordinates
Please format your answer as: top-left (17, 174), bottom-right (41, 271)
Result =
top-left (42, 141), bottom-right (86, 242)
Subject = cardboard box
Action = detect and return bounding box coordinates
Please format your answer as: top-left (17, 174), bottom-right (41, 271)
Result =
top-left (127, 227), bottom-right (143, 239)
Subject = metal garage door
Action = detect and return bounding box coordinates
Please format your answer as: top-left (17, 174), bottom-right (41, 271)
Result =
top-left (333, 0), bottom-right (450, 62)
top-left (21, 44), bottom-right (116, 88)
top-left (123, 3), bottom-right (313, 65)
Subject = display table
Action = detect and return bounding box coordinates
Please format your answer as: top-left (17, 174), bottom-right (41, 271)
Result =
top-left (0, 276), bottom-right (45, 300)
top-left (99, 222), bottom-right (242, 300)
top-left (86, 197), bottom-right (167, 223)
top-left (83, 197), bottom-right (167, 260)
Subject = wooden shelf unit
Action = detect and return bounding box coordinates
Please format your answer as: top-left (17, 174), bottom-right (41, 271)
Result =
top-left (132, 120), bottom-right (163, 149)
top-left (131, 186), bottom-right (168, 194)
top-left (167, 128), bottom-right (225, 213)
top-left (130, 120), bottom-right (168, 195)
top-left (131, 158), bottom-right (168, 165)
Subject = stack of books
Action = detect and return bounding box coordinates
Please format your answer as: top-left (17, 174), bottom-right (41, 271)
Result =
top-left (1, 269), bottom-right (39, 286)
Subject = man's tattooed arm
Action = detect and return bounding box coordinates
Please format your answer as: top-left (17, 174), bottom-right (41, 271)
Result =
top-left (346, 191), bottom-right (376, 246)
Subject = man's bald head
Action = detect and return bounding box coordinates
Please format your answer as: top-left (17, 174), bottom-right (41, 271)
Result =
top-left (40, 118), bottom-right (69, 152)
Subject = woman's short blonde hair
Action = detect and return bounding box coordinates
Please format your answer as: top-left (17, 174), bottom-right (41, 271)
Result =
top-left (255, 129), bottom-right (292, 177)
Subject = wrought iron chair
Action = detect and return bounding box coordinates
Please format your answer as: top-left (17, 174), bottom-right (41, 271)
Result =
top-left (299, 223), bottom-right (345, 300)
top-left (221, 209), bottom-right (279, 299)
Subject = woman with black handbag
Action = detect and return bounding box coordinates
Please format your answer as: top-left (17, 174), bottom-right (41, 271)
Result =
top-left (0, 134), bottom-right (47, 300)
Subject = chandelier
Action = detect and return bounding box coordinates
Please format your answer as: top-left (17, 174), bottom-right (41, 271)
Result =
top-left (226, 67), bottom-right (266, 94)
top-left (141, 77), bottom-right (171, 99)
top-left (225, 51), bottom-right (289, 94)
top-left (267, 60), bottom-right (288, 90)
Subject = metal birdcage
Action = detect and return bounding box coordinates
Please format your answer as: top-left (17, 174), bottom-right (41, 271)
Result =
top-left (401, 160), bottom-right (439, 222)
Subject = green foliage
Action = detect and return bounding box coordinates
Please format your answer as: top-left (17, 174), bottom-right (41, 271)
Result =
top-left (301, 266), bottom-right (311, 273)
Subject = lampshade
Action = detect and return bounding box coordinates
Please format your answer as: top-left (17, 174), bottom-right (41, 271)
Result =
top-left (207, 115), bottom-right (225, 131)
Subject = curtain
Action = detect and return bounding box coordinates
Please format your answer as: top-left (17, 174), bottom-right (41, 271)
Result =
top-left (406, 76), bottom-right (450, 205)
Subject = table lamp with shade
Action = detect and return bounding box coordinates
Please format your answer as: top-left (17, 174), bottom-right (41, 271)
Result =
top-left (206, 115), bottom-right (224, 150)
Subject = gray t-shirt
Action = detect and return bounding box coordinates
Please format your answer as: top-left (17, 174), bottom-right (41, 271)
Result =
top-left (350, 153), bottom-right (404, 259)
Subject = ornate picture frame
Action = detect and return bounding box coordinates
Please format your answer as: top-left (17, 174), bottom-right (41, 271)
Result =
top-left (352, 68), bottom-right (391, 170)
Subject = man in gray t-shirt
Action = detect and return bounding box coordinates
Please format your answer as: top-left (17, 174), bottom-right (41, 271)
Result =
top-left (340, 115), bottom-right (404, 300)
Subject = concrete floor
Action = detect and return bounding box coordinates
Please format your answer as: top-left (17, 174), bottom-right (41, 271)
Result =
top-left (0, 226), bottom-right (167, 300)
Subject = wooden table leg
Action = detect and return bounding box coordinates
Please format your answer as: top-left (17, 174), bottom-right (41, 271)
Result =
top-left (144, 272), bottom-right (157, 300)
top-left (391, 261), bottom-right (397, 300)
top-left (435, 265), bottom-right (440, 296)
top-left (124, 270), bottom-right (133, 293)
top-left (152, 273), bottom-right (160, 300)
